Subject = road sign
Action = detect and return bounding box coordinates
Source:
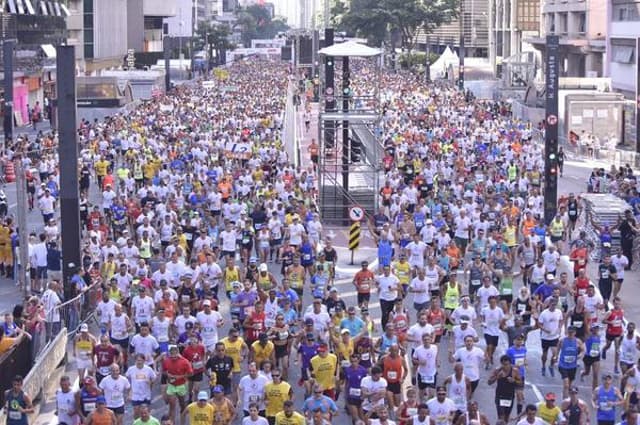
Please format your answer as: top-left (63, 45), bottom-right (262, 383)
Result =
top-left (349, 222), bottom-right (361, 251)
top-left (349, 206), bottom-right (364, 222)
top-left (547, 114), bottom-right (558, 126)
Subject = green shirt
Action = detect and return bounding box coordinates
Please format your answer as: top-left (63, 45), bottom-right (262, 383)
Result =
top-left (132, 417), bottom-right (161, 425)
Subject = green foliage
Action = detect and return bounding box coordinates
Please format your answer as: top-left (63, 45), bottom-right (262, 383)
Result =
top-left (332, 0), bottom-right (459, 50)
top-left (398, 52), bottom-right (439, 69)
top-left (235, 5), bottom-right (289, 47)
top-left (194, 22), bottom-right (236, 65)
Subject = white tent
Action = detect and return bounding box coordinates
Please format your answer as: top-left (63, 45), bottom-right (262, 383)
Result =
top-left (431, 46), bottom-right (459, 79)
top-left (318, 40), bottom-right (382, 57)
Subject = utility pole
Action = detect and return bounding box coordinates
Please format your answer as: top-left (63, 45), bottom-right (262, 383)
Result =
top-left (3, 40), bottom-right (14, 147)
top-left (164, 36), bottom-right (171, 92)
top-left (544, 35), bottom-right (560, 224)
top-left (57, 46), bottom-right (81, 285)
top-left (458, 0), bottom-right (465, 90)
top-left (425, 33), bottom-right (431, 82)
top-left (15, 159), bottom-right (29, 296)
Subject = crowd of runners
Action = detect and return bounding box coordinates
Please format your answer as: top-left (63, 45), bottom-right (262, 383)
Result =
top-left (0, 56), bottom-right (639, 425)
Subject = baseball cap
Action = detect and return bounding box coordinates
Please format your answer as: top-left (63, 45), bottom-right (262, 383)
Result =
top-left (203, 300), bottom-right (211, 307)
top-left (212, 385), bottom-right (224, 394)
top-left (197, 391), bottom-right (209, 400)
top-left (341, 329), bottom-right (350, 335)
top-left (544, 392), bottom-right (556, 401)
top-left (305, 332), bottom-right (315, 340)
top-left (259, 332), bottom-right (268, 341)
top-left (330, 287), bottom-right (338, 293)
top-left (80, 323), bottom-right (89, 332)
top-left (259, 263), bottom-right (268, 272)
top-left (569, 386), bottom-right (579, 394)
top-left (96, 396), bottom-right (106, 404)
top-left (317, 343), bottom-right (328, 353)
top-left (304, 318), bottom-right (314, 325)
top-left (249, 257), bottom-right (257, 263)
top-left (546, 273), bottom-right (555, 280)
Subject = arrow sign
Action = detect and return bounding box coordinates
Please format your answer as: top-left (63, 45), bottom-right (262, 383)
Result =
top-left (349, 206), bottom-right (364, 222)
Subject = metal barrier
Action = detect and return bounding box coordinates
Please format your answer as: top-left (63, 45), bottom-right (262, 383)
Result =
top-left (53, 283), bottom-right (101, 337)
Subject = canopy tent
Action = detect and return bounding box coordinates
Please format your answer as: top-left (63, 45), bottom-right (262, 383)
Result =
top-left (318, 40), bottom-right (381, 57)
top-left (431, 46), bottom-right (459, 79)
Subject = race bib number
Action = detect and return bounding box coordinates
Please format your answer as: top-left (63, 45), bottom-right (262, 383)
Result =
top-left (421, 374), bottom-right (435, 384)
top-left (563, 355), bottom-right (576, 363)
top-left (502, 288), bottom-right (512, 295)
top-left (499, 399), bottom-right (512, 407)
top-left (349, 388), bottom-right (362, 397)
top-left (361, 352), bottom-right (370, 361)
top-left (8, 411), bottom-right (22, 420)
top-left (84, 402), bottom-right (96, 413)
top-left (341, 360), bottom-right (350, 368)
top-left (249, 395), bottom-right (260, 403)
top-left (360, 283), bottom-right (370, 291)
top-left (388, 371), bottom-right (398, 380)
top-left (471, 279), bottom-right (481, 287)
top-left (193, 361), bottom-right (204, 369)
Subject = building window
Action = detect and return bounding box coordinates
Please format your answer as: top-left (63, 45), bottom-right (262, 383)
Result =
top-left (577, 12), bottom-right (586, 32)
top-left (611, 45), bottom-right (635, 63)
top-left (612, 2), bottom-right (640, 21)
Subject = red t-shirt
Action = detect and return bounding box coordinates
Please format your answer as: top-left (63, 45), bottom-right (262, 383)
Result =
top-left (182, 344), bottom-right (206, 373)
top-left (162, 355), bottom-right (193, 386)
top-left (93, 345), bottom-right (119, 375)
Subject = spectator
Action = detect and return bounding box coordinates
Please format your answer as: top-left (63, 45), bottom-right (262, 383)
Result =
top-left (41, 280), bottom-right (62, 342)
top-left (46, 241), bottom-right (62, 282)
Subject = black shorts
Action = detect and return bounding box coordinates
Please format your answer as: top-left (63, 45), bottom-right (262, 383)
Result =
top-left (110, 336), bottom-right (129, 350)
top-left (559, 367), bottom-right (577, 381)
top-left (189, 372), bottom-right (203, 382)
top-left (161, 375), bottom-right (168, 385)
top-left (484, 334), bottom-right (499, 347)
top-left (500, 295), bottom-right (513, 304)
top-left (598, 421), bottom-right (615, 425)
top-left (417, 373), bottom-right (437, 390)
top-left (606, 333), bottom-right (622, 342)
top-left (132, 399), bottom-right (151, 406)
top-left (495, 399), bottom-right (514, 418)
top-left (541, 338), bottom-right (559, 350)
top-left (110, 406), bottom-right (125, 415)
top-left (470, 380), bottom-right (479, 393)
top-left (583, 355), bottom-right (600, 367)
top-left (387, 382), bottom-right (401, 394)
top-left (347, 398), bottom-right (362, 407)
top-left (275, 344), bottom-right (288, 358)
top-left (357, 292), bottom-right (371, 305)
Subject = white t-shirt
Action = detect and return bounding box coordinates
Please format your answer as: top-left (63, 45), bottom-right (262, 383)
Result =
top-left (412, 344), bottom-right (438, 379)
top-left (377, 274), bottom-right (400, 301)
top-left (407, 323), bottom-right (435, 351)
top-left (611, 255), bottom-right (629, 280)
top-left (98, 375), bottom-right (131, 408)
top-left (516, 418), bottom-right (548, 425)
top-left (242, 417), bottom-right (269, 425)
top-left (410, 276), bottom-right (431, 304)
top-left (125, 364), bottom-right (156, 401)
top-left (131, 296), bottom-right (155, 324)
top-left (481, 306), bottom-right (505, 337)
top-left (220, 230), bottom-right (237, 252)
top-left (238, 374), bottom-right (270, 411)
top-left (476, 285), bottom-right (499, 309)
top-left (55, 389), bottom-right (77, 425)
top-left (96, 299), bottom-right (117, 325)
top-left (360, 376), bottom-right (388, 411)
top-left (129, 334), bottom-right (159, 365)
top-left (454, 346), bottom-right (485, 381)
top-left (454, 216), bottom-right (472, 239)
top-left (538, 308), bottom-right (563, 340)
top-left (427, 397), bottom-right (457, 425)
top-left (197, 310), bottom-right (223, 347)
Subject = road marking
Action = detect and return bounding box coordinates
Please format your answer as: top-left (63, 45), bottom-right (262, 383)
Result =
top-left (528, 382), bottom-right (544, 402)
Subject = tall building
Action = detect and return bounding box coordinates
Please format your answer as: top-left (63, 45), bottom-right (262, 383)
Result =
top-left (525, 0), bottom-right (606, 76)
top-left (606, 0), bottom-right (640, 96)
top-left (66, 0), bottom-right (177, 73)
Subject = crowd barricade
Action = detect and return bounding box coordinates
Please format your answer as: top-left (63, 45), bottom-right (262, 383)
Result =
top-left (54, 282), bottom-right (102, 337)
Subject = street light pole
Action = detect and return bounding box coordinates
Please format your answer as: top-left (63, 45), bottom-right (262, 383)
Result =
top-left (458, 0), bottom-right (465, 90)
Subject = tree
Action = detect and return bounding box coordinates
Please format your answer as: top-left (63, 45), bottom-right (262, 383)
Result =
top-left (194, 23), bottom-right (236, 66)
top-left (333, 0), bottom-right (458, 51)
top-left (235, 5), bottom-right (289, 47)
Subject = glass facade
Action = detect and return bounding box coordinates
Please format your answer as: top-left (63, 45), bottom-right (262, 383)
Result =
top-left (83, 0), bottom-right (93, 59)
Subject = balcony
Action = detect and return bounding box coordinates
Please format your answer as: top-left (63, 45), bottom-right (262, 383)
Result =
top-left (143, 0), bottom-right (177, 17)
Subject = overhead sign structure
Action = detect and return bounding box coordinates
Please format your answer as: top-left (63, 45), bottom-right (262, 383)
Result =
top-left (349, 206), bottom-right (364, 222)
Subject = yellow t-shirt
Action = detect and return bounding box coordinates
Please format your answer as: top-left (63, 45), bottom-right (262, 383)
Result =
top-left (275, 411), bottom-right (306, 425)
top-left (337, 340), bottom-right (354, 364)
top-left (186, 402), bottom-right (214, 425)
top-left (394, 261), bottom-right (411, 285)
top-left (251, 340), bottom-right (274, 365)
top-left (94, 160), bottom-right (110, 177)
top-left (310, 353), bottom-right (338, 390)
top-left (221, 337), bottom-right (245, 373)
top-left (537, 403), bottom-right (562, 424)
top-left (264, 381), bottom-right (291, 417)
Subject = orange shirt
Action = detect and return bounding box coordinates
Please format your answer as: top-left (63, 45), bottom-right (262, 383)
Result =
top-left (446, 245), bottom-right (461, 268)
top-left (218, 181), bottom-right (232, 199)
top-left (382, 355), bottom-right (403, 383)
top-left (522, 218), bottom-right (536, 236)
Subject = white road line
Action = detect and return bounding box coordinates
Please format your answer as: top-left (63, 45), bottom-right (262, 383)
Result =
top-left (528, 382), bottom-right (544, 402)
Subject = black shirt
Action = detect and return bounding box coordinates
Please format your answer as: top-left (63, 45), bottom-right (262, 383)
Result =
top-left (206, 355), bottom-right (234, 389)
top-left (598, 263), bottom-right (617, 285)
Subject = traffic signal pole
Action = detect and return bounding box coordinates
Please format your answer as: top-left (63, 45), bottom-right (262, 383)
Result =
top-left (544, 35), bottom-right (560, 224)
